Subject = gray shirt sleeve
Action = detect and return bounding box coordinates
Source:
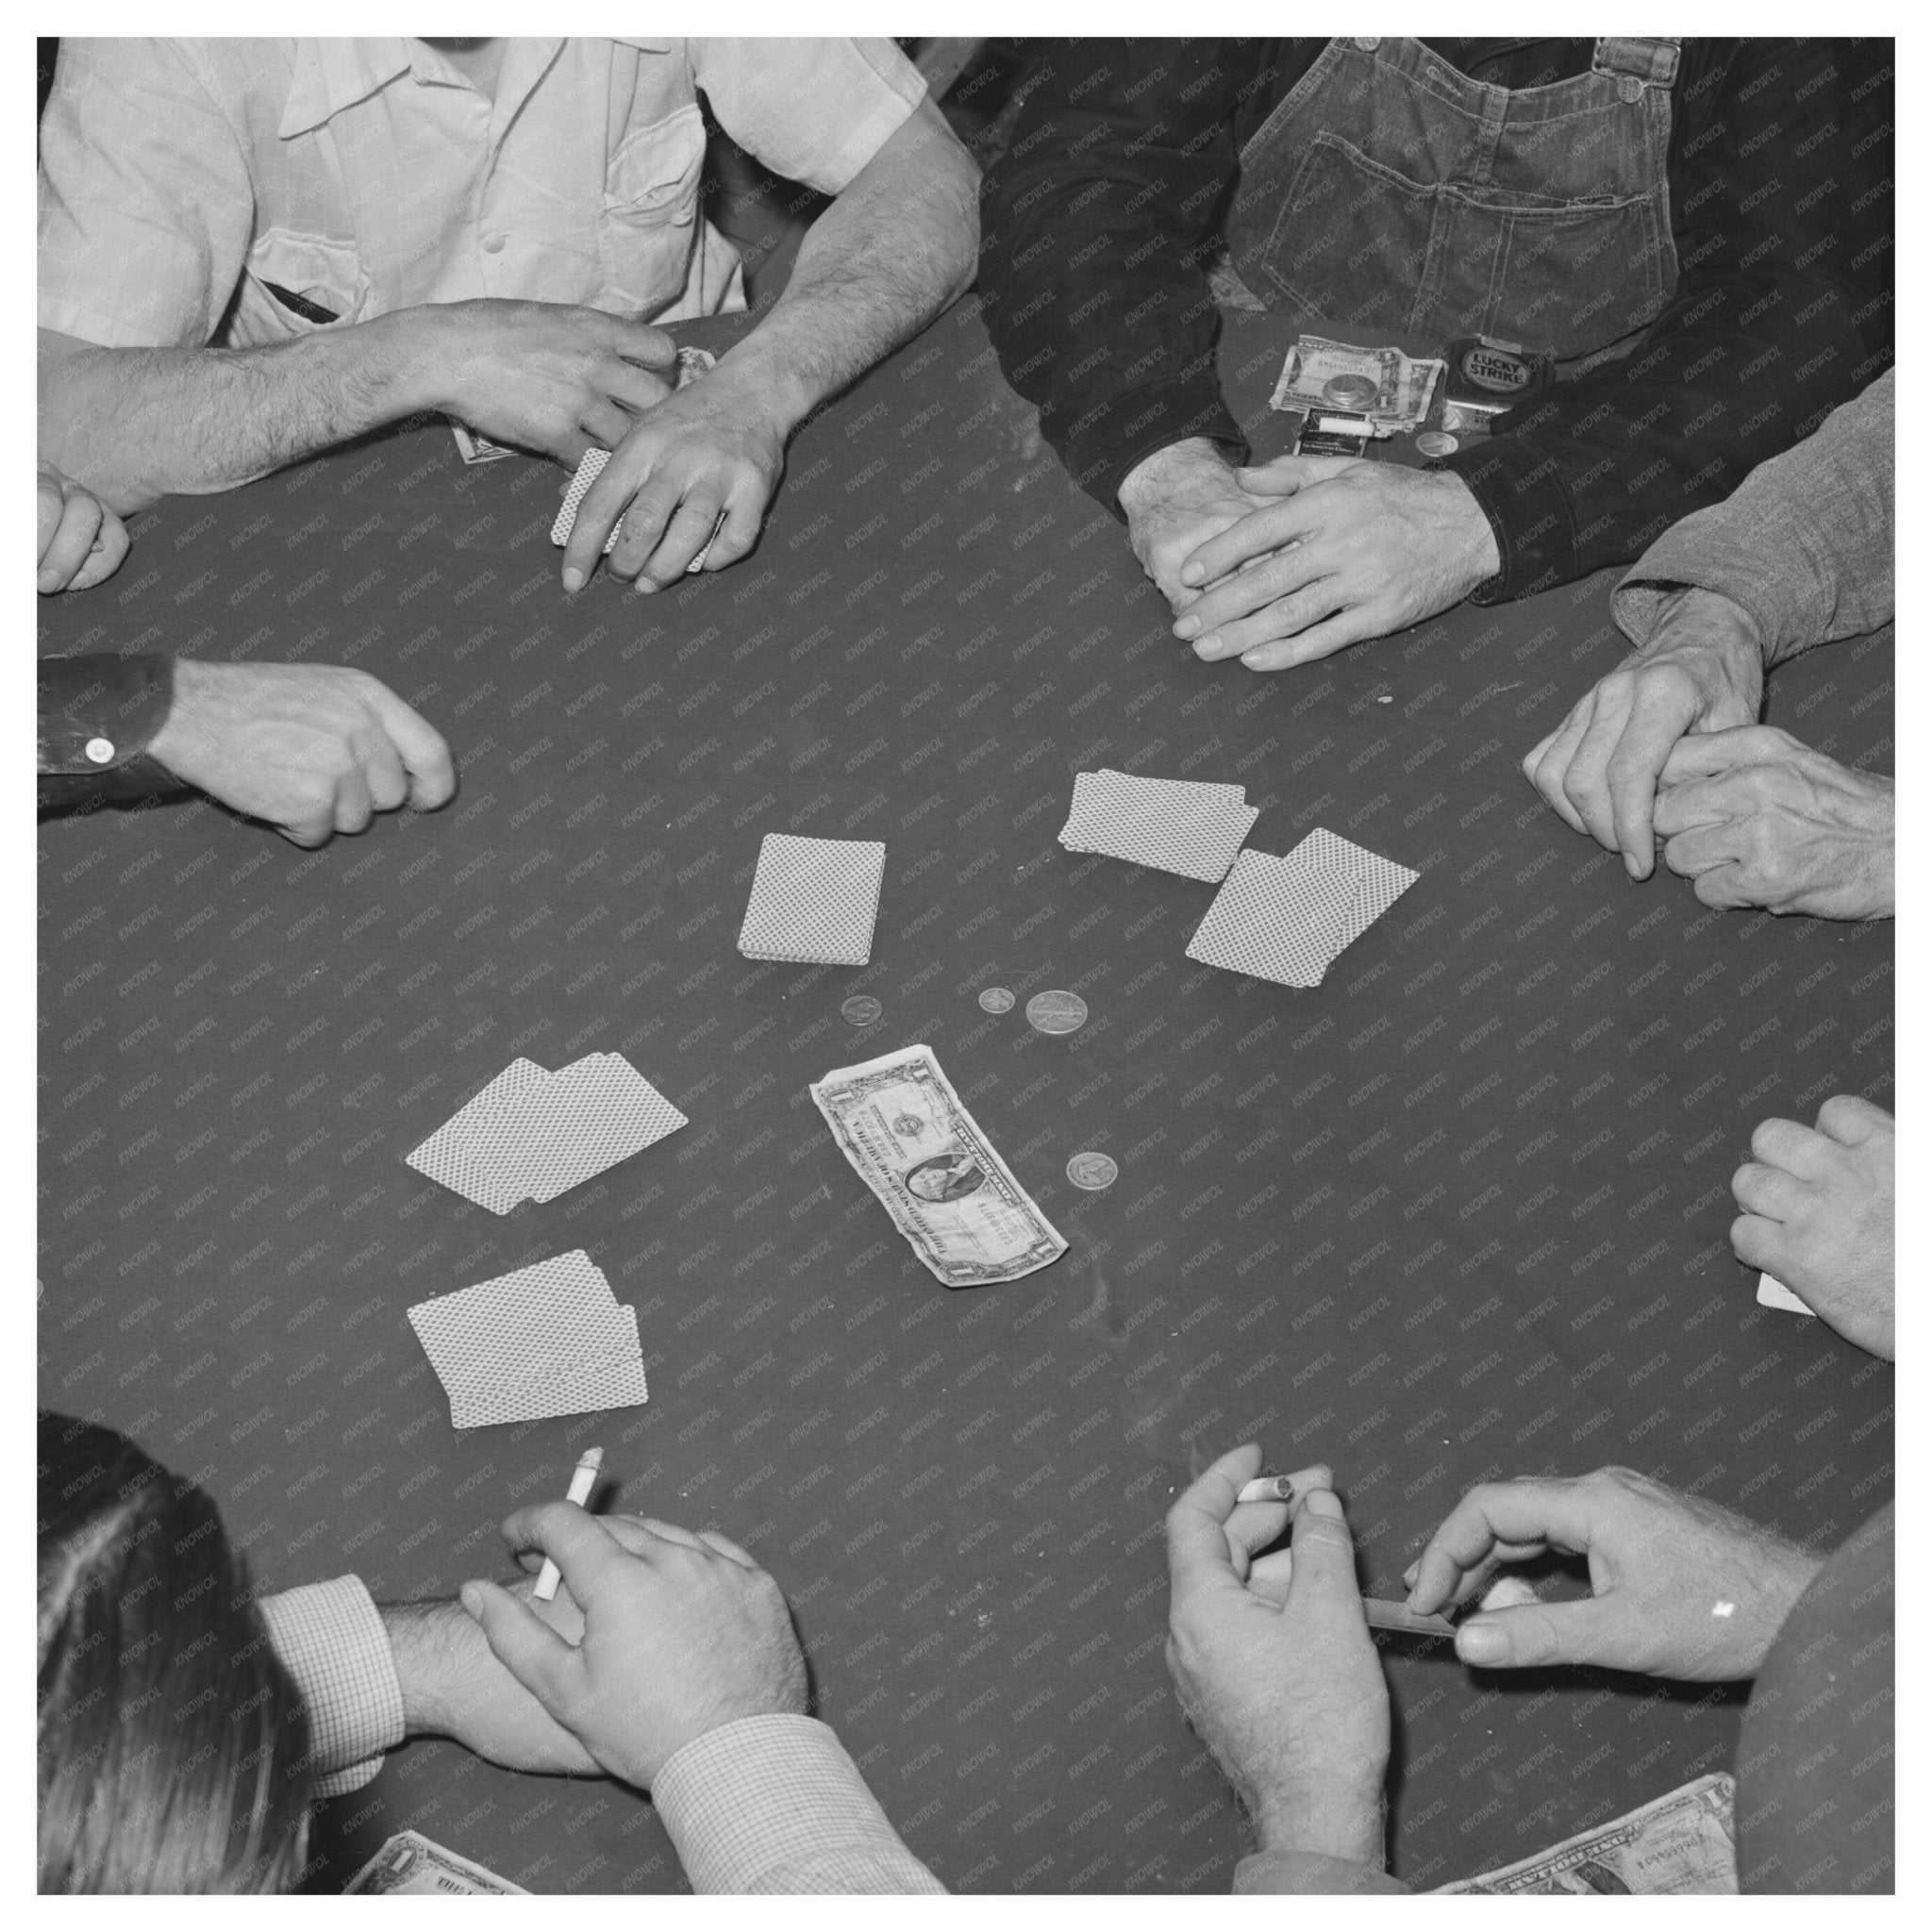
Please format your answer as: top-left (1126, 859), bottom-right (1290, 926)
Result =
top-left (1612, 367), bottom-right (1893, 663)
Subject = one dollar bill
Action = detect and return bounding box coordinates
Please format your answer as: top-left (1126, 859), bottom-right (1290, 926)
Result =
top-left (1439, 1773), bottom-right (1737, 1894)
top-left (343, 1829), bottom-right (529, 1895)
top-left (811, 1044), bottom-right (1067, 1287)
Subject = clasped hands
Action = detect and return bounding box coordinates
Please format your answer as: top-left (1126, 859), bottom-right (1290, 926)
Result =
top-left (1121, 440), bottom-right (1501, 673)
top-left (1165, 1446), bottom-right (1822, 1868)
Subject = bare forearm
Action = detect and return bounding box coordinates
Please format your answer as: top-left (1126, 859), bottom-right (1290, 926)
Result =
top-left (38, 316), bottom-right (436, 514)
top-left (723, 105), bottom-right (979, 426)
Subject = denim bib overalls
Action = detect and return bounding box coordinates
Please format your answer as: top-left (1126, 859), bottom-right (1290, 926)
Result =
top-left (1224, 37), bottom-right (1681, 371)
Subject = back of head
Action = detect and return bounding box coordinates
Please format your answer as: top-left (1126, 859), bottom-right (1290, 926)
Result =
top-left (37, 1411), bottom-right (312, 1894)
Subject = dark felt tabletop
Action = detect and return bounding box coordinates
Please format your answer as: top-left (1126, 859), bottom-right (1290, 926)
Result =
top-left (38, 294), bottom-right (1894, 1894)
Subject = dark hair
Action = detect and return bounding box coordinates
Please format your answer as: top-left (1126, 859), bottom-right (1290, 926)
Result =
top-left (38, 1411), bottom-right (312, 1893)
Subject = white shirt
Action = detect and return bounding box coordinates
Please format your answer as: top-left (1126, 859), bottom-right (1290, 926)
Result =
top-left (39, 38), bottom-right (924, 350)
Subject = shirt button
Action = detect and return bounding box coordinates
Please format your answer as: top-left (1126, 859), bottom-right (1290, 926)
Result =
top-left (84, 737), bottom-right (115, 764)
top-left (482, 231), bottom-right (507, 254)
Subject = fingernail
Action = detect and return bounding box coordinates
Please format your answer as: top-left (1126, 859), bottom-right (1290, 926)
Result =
top-left (37, 569), bottom-right (59, 592)
top-left (1625, 856), bottom-right (1642, 880)
top-left (561, 568), bottom-right (584, 594)
top-left (1174, 614), bottom-right (1200, 638)
top-left (1458, 1622), bottom-right (1506, 1665)
top-left (1179, 564), bottom-right (1204, 587)
top-left (1195, 633), bottom-right (1221, 655)
top-left (1304, 1490), bottom-right (1342, 1519)
top-left (635, 579), bottom-right (657, 597)
top-left (458, 1583), bottom-right (483, 1619)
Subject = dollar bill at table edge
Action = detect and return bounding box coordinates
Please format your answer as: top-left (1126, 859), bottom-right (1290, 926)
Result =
top-left (810, 1043), bottom-right (1068, 1287)
top-left (344, 1828), bottom-right (529, 1894)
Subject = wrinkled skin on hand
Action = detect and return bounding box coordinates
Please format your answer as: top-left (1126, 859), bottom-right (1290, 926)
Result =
top-left (1651, 724), bottom-right (1893, 917)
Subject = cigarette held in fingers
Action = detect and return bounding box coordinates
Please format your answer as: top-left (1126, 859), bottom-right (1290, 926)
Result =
top-left (1236, 1463), bottom-right (1331, 1506)
top-left (532, 1445), bottom-right (604, 1602)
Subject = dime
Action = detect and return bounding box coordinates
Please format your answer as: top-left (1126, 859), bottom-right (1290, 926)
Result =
top-left (978, 986), bottom-right (1016, 1014)
top-left (1025, 990), bottom-right (1088, 1036)
top-left (1066, 1152), bottom-right (1118, 1191)
top-left (1415, 430), bottom-right (1459, 458)
top-left (1323, 374), bottom-right (1379, 408)
top-left (841, 995), bottom-right (883, 1027)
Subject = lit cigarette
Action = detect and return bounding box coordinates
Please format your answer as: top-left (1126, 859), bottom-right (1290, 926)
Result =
top-left (532, 1445), bottom-right (603, 1602)
top-left (1236, 1463), bottom-right (1331, 1507)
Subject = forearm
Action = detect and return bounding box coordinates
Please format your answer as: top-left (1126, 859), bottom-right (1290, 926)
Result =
top-left (723, 105), bottom-right (978, 429)
top-left (38, 316), bottom-right (435, 513)
top-left (1614, 373), bottom-right (1894, 667)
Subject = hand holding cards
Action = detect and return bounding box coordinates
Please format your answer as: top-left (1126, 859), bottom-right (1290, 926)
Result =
top-left (406, 1052), bottom-right (687, 1213)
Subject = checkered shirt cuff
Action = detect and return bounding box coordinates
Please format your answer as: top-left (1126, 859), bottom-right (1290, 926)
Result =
top-left (652, 1713), bottom-right (944, 1893)
top-left (258, 1575), bottom-right (407, 1797)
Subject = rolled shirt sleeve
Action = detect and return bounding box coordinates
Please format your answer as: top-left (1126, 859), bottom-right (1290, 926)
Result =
top-left (38, 653), bottom-right (182, 806)
top-left (38, 38), bottom-right (257, 348)
top-left (651, 1713), bottom-right (945, 1893)
top-left (1611, 369), bottom-right (1895, 661)
top-left (258, 1575), bottom-right (407, 1798)
top-left (691, 39), bottom-right (925, 196)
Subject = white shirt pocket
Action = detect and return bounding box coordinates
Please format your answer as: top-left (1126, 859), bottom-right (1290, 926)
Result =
top-left (229, 229), bottom-right (373, 348)
top-left (598, 104), bottom-right (708, 313)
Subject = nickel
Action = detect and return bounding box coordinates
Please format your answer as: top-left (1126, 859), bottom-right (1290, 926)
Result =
top-left (978, 986), bottom-right (1016, 1014)
top-left (1066, 1151), bottom-right (1117, 1191)
top-left (1025, 990), bottom-right (1088, 1036)
top-left (841, 995), bottom-right (883, 1026)
top-left (1415, 430), bottom-right (1459, 458)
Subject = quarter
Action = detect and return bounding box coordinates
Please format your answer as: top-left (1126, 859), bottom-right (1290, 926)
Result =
top-left (1025, 990), bottom-right (1088, 1036)
top-left (1067, 1152), bottom-right (1118, 1191)
top-left (841, 995), bottom-right (883, 1027)
top-left (1415, 430), bottom-right (1459, 458)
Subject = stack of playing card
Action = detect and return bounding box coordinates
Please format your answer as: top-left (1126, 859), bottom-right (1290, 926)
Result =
top-left (408, 1251), bottom-right (648, 1429)
top-left (550, 346), bottom-right (721, 564)
top-left (1186, 828), bottom-right (1420, 988)
top-left (406, 1054), bottom-right (687, 1213)
top-left (1058, 769), bottom-right (1259, 883)
top-left (738, 834), bottom-right (886, 965)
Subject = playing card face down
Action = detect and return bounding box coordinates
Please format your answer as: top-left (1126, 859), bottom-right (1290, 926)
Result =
top-left (551, 448), bottom-right (622, 554)
top-left (1058, 769), bottom-right (1258, 883)
top-left (738, 834), bottom-right (886, 965)
top-left (408, 1251), bottom-right (650, 1429)
top-left (1186, 828), bottom-right (1419, 988)
top-left (405, 1054), bottom-right (687, 1212)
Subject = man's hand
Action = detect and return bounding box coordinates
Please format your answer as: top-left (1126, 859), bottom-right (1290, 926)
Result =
top-left (384, 1575), bottom-right (599, 1775)
top-left (147, 659), bottom-right (456, 847)
top-left (421, 299), bottom-right (678, 471)
top-left (1165, 1444), bottom-right (1390, 1866)
top-left (559, 365), bottom-right (789, 594)
top-left (1523, 589), bottom-right (1765, 877)
top-left (1168, 455), bottom-right (1501, 670)
top-left (1117, 439), bottom-right (1273, 618)
top-left (1732, 1095), bottom-right (1894, 1358)
top-left (1651, 725), bottom-right (1893, 917)
top-left (459, 1502), bottom-right (808, 1790)
top-left (38, 459), bottom-right (130, 593)
top-left (1406, 1467), bottom-right (1823, 1679)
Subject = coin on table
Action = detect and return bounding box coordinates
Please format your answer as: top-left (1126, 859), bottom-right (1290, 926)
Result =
top-left (1025, 990), bottom-right (1089, 1036)
top-left (1067, 1152), bottom-right (1118, 1191)
top-left (978, 986), bottom-right (1016, 1014)
top-left (841, 995), bottom-right (883, 1027)
top-left (1323, 374), bottom-right (1379, 408)
top-left (1415, 430), bottom-right (1459, 458)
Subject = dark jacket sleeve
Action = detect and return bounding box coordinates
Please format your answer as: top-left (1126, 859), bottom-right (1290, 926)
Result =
top-left (38, 653), bottom-right (183, 805)
top-left (1442, 38), bottom-right (1894, 603)
top-left (979, 40), bottom-right (1253, 514)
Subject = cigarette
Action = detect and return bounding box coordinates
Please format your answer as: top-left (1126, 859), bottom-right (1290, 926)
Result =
top-left (1363, 1597), bottom-right (1454, 1639)
top-left (532, 1445), bottom-right (603, 1602)
top-left (1236, 1463), bottom-right (1331, 1507)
